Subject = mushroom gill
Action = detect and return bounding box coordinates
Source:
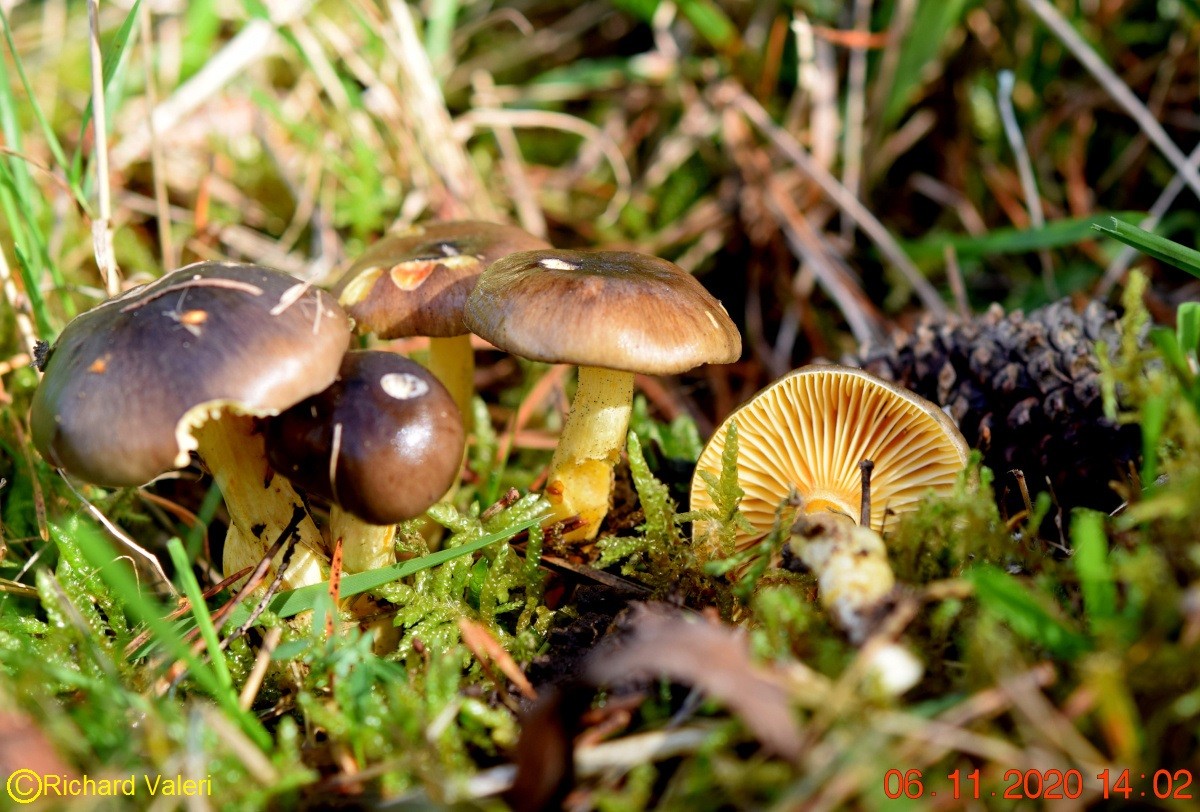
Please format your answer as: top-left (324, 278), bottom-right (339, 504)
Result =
top-left (691, 365), bottom-right (969, 551)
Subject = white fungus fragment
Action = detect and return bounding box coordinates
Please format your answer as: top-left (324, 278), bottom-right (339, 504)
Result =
top-left (380, 372), bottom-right (429, 400)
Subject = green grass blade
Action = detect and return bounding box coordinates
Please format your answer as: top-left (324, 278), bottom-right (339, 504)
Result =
top-left (1092, 218), bottom-right (1200, 279)
top-left (967, 565), bottom-right (1090, 658)
top-left (0, 174), bottom-right (54, 338)
top-left (1070, 510), bottom-right (1116, 631)
top-left (228, 515), bottom-right (544, 624)
top-left (72, 0), bottom-right (143, 190)
top-left (0, 4), bottom-right (85, 206)
top-left (904, 212), bottom-right (1140, 264)
top-left (166, 538), bottom-right (231, 688)
top-left (883, 0), bottom-right (975, 128)
top-left (424, 0), bottom-right (460, 69)
top-left (66, 517), bottom-right (270, 748)
top-left (1178, 302), bottom-right (1200, 358)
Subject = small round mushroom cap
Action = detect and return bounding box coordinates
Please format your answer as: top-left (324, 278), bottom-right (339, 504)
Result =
top-left (690, 365), bottom-right (969, 549)
top-left (30, 262), bottom-right (351, 487)
top-left (333, 220), bottom-right (550, 338)
top-left (463, 249), bottom-right (741, 374)
top-left (264, 351), bottom-right (465, 525)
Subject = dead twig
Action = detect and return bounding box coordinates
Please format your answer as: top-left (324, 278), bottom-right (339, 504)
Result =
top-left (719, 82), bottom-right (947, 317)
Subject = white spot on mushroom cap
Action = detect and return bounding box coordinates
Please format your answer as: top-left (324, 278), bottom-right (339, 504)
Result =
top-left (380, 372), bottom-right (429, 400)
top-left (539, 258), bottom-right (578, 271)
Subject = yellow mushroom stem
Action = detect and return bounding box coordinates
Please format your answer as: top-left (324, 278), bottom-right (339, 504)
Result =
top-left (427, 334), bottom-right (475, 431)
top-left (545, 365), bottom-right (635, 541)
top-left (329, 504), bottom-right (397, 573)
top-left (192, 416), bottom-right (328, 590)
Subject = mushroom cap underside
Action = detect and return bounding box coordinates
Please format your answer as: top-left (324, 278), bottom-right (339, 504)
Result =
top-left (30, 262), bottom-right (351, 487)
top-left (463, 249), bottom-right (742, 374)
top-left (690, 365), bottom-right (969, 550)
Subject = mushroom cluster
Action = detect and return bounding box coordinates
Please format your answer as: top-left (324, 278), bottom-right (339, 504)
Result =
top-left (31, 262), bottom-right (350, 589)
top-left (30, 224), bottom-right (743, 601)
top-left (29, 261), bottom-right (467, 592)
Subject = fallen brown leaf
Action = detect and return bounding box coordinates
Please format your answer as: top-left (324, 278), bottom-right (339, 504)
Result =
top-left (586, 602), bottom-right (803, 761)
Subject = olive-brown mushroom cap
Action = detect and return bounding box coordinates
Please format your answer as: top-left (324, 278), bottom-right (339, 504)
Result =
top-left (30, 262), bottom-right (352, 487)
top-left (691, 365), bottom-right (970, 549)
top-left (264, 351), bottom-right (465, 525)
top-left (463, 249), bottom-right (742, 374)
top-left (333, 220), bottom-right (550, 338)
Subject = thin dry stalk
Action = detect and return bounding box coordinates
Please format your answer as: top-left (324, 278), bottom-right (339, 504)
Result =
top-left (59, 474), bottom-right (174, 594)
top-left (87, 0), bottom-right (120, 295)
top-left (138, 4), bottom-right (174, 270)
top-left (766, 184), bottom-right (882, 345)
top-left (721, 83), bottom-right (947, 317)
top-left (112, 1), bottom-right (314, 170)
top-left (198, 706), bottom-right (279, 785)
top-left (999, 666), bottom-right (1109, 771)
top-left (0, 248), bottom-right (41, 360)
top-left (454, 108), bottom-right (632, 224)
top-left (1021, 0), bottom-right (1200, 199)
top-left (237, 626), bottom-right (283, 711)
top-left (839, 0), bottom-right (874, 241)
top-left (944, 245), bottom-right (970, 318)
top-left (997, 71), bottom-right (1057, 297)
top-left (383, 0), bottom-right (496, 220)
top-left (471, 72), bottom-right (547, 238)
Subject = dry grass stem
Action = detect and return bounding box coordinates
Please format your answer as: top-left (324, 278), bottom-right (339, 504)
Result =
top-left (383, 0), bottom-right (495, 220)
top-left (87, 0), bottom-right (120, 296)
top-left (471, 72), bottom-right (548, 238)
top-left (112, 1), bottom-right (314, 170)
top-left (722, 83), bottom-right (947, 317)
top-left (454, 108), bottom-right (633, 225)
top-left (839, 0), bottom-right (874, 241)
top-left (59, 474), bottom-right (173, 593)
top-left (1021, 0), bottom-right (1200, 199)
top-left (138, 3), bottom-right (174, 270)
top-left (238, 626), bottom-right (283, 711)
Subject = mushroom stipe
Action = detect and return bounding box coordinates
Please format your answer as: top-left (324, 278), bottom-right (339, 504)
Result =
top-left (465, 248), bottom-right (741, 541)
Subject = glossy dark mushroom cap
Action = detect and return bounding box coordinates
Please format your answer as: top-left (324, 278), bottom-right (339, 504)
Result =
top-left (264, 351), bottom-right (465, 525)
top-left (333, 220), bottom-right (550, 338)
top-left (30, 262), bottom-right (352, 487)
top-left (463, 249), bottom-right (742, 375)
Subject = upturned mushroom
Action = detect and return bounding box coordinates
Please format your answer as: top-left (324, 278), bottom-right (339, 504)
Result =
top-left (30, 262), bottom-right (351, 588)
top-left (690, 364), bottom-right (969, 551)
top-left (465, 249), bottom-right (741, 540)
top-left (263, 351), bottom-right (465, 572)
top-left (332, 221), bottom-right (550, 426)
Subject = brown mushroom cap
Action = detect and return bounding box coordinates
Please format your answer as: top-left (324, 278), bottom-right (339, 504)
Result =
top-left (463, 249), bottom-right (741, 374)
top-left (263, 351), bottom-right (465, 525)
top-left (30, 262), bottom-right (351, 487)
top-left (333, 220), bottom-right (550, 338)
top-left (690, 365), bottom-right (969, 549)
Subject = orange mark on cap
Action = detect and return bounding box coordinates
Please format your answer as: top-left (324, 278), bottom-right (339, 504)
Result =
top-left (88, 355), bottom-right (109, 374)
top-left (179, 309), bottom-right (208, 325)
top-left (390, 260), bottom-right (436, 291)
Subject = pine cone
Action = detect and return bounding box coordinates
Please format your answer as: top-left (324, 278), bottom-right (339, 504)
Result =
top-left (848, 300), bottom-right (1140, 518)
